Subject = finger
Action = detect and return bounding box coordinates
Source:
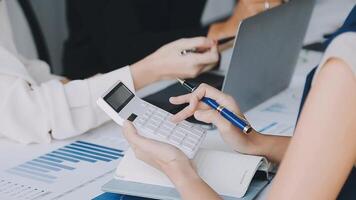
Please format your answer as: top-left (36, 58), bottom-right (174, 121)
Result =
top-left (193, 84), bottom-right (239, 112)
top-left (122, 121), bottom-right (141, 146)
top-left (123, 121), bottom-right (164, 151)
top-left (169, 92), bottom-right (209, 110)
top-left (194, 110), bottom-right (234, 133)
top-left (190, 45), bottom-right (219, 65)
top-left (122, 120), bottom-right (153, 149)
top-left (170, 93), bottom-right (201, 122)
top-left (192, 83), bottom-right (228, 104)
top-left (169, 93), bottom-right (192, 105)
top-left (179, 37), bottom-right (215, 49)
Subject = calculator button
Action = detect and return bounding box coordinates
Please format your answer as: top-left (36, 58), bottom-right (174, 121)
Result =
top-left (184, 137), bottom-right (197, 145)
top-left (191, 128), bottom-right (204, 136)
top-left (182, 142), bottom-right (195, 151)
top-left (142, 113), bottom-right (150, 119)
top-left (151, 115), bottom-right (164, 122)
top-left (181, 121), bottom-right (192, 127)
top-left (188, 133), bottom-right (201, 141)
top-left (169, 134), bottom-right (182, 142)
top-left (135, 118), bottom-right (145, 126)
top-left (178, 123), bottom-right (190, 130)
top-left (155, 109), bottom-right (167, 116)
top-left (157, 129), bottom-right (170, 138)
top-left (148, 106), bottom-right (156, 112)
top-left (174, 130), bottom-right (186, 139)
top-left (145, 124), bottom-right (158, 132)
top-left (163, 123), bottom-right (176, 130)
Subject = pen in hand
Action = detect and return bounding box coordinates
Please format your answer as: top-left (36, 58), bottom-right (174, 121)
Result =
top-left (180, 36), bottom-right (235, 56)
top-left (176, 78), bottom-right (252, 134)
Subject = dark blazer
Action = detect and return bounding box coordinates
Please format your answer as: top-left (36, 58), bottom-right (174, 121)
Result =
top-left (63, 0), bottom-right (209, 79)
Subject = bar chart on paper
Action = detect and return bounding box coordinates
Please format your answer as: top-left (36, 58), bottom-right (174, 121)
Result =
top-left (0, 141), bottom-right (124, 200)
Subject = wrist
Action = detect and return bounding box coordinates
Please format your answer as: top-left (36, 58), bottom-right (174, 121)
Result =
top-left (246, 129), bottom-right (271, 157)
top-left (163, 161), bottom-right (201, 190)
top-left (130, 56), bottom-right (161, 89)
top-left (247, 130), bottom-right (289, 163)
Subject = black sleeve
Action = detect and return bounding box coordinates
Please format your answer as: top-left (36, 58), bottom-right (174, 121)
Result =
top-left (63, 0), bottom-right (209, 79)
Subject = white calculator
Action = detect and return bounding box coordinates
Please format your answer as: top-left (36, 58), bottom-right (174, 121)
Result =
top-left (97, 81), bottom-right (207, 158)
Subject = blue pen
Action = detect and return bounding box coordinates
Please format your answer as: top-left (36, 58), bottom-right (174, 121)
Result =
top-left (177, 78), bottom-right (252, 134)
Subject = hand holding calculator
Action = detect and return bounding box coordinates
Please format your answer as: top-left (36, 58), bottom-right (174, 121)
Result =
top-left (97, 82), bottom-right (207, 158)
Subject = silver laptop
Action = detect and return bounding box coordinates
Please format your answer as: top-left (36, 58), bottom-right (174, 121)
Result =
top-left (222, 0), bottom-right (315, 112)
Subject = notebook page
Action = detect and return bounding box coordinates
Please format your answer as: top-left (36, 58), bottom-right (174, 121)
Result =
top-left (115, 148), bottom-right (265, 198)
top-left (115, 149), bottom-right (173, 187)
top-left (195, 149), bottom-right (264, 198)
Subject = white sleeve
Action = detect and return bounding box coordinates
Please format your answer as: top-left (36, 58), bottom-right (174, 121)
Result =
top-left (0, 66), bottom-right (135, 144)
top-left (316, 32), bottom-right (356, 77)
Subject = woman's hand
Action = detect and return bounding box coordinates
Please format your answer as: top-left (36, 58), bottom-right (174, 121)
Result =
top-left (170, 84), bottom-right (290, 163)
top-left (122, 121), bottom-right (222, 199)
top-left (208, 0), bottom-right (282, 40)
top-left (130, 37), bottom-right (219, 89)
top-left (150, 37), bottom-right (219, 79)
top-left (122, 121), bottom-right (199, 184)
top-left (170, 84), bottom-right (264, 156)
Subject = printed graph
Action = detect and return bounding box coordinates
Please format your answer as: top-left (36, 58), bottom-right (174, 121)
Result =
top-left (5, 141), bottom-right (123, 184)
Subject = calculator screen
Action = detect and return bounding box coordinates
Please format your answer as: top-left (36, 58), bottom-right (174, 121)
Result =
top-left (104, 82), bottom-right (134, 112)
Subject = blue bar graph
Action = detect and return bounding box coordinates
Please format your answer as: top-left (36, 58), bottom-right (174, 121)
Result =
top-left (52, 151), bottom-right (97, 163)
top-left (70, 143), bottom-right (123, 156)
top-left (6, 141), bottom-right (124, 184)
top-left (27, 161), bottom-right (61, 171)
top-left (76, 141), bottom-right (123, 153)
top-left (18, 164), bottom-right (50, 173)
top-left (32, 159), bottom-right (75, 170)
top-left (58, 149), bottom-right (111, 162)
top-left (64, 146), bottom-right (119, 159)
top-left (46, 153), bottom-right (80, 163)
top-left (39, 156), bottom-right (63, 163)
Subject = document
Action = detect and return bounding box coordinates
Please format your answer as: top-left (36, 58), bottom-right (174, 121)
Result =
top-left (0, 123), bottom-right (128, 200)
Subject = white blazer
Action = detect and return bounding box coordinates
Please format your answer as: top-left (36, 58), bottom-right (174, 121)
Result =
top-left (0, 0), bottom-right (135, 144)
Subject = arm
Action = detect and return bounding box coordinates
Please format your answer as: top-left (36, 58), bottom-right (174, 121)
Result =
top-left (268, 58), bottom-right (356, 199)
top-left (170, 84), bottom-right (290, 163)
top-left (0, 37), bottom-right (218, 143)
top-left (122, 121), bottom-right (221, 200)
top-left (120, 85), bottom-right (290, 199)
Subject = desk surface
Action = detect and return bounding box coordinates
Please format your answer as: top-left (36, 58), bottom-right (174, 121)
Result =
top-left (0, 50), bottom-right (322, 200)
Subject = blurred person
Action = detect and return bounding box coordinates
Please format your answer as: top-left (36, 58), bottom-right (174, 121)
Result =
top-left (0, 0), bottom-right (218, 143)
top-left (63, 0), bottom-right (282, 79)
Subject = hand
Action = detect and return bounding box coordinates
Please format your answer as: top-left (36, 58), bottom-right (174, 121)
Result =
top-left (170, 84), bottom-right (263, 156)
top-left (208, 0), bottom-right (282, 40)
top-left (142, 37), bottom-right (219, 79)
top-left (122, 121), bottom-right (199, 184)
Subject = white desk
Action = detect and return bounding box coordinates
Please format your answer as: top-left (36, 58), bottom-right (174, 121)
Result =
top-left (0, 49), bottom-right (322, 200)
